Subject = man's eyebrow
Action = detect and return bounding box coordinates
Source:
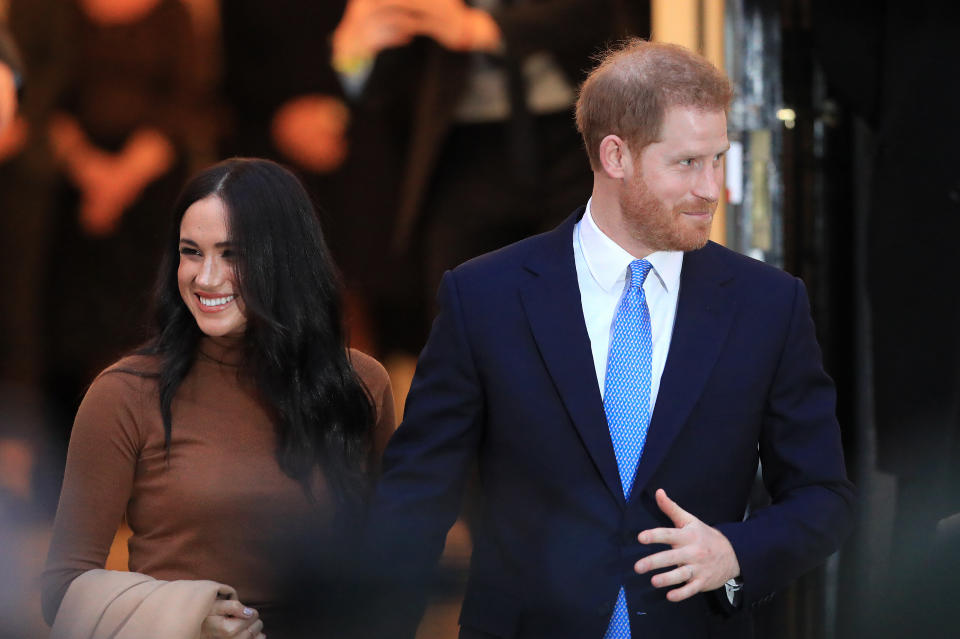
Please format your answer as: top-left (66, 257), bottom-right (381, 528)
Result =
top-left (671, 144), bottom-right (731, 158)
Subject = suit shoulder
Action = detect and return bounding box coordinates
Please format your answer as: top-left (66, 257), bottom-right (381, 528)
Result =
top-left (456, 232), bottom-right (548, 276)
top-left (447, 209), bottom-right (581, 288)
top-left (697, 241), bottom-right (800, 287)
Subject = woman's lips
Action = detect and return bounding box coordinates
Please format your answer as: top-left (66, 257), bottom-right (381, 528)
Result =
top-left (195, 293), bottom-right (236, 312)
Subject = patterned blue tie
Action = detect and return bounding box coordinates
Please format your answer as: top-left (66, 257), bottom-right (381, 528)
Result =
top-left (603, 258), bottom-right (654, 639)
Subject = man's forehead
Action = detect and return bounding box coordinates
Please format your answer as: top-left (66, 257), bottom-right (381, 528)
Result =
top-left (651, 106), bottom-right (728, 153)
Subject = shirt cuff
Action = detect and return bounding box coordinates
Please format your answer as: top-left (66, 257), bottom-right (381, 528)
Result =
top-left (724, 577), bottom-right (744, 607)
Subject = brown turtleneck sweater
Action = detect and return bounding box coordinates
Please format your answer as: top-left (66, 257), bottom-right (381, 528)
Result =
top-left (42, 340), bottom-right (395, 626)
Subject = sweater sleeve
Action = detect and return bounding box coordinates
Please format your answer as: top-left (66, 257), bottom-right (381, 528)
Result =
top-left (41, 369), bottom-right (149, 625)
top-left (349, 349), bottom-right (397, 466)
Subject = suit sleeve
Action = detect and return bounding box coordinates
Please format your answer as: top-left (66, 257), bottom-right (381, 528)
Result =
top-left (715, 278), bottom-right (856, 607)
top-left (364, 270), bottom-right (485, 637)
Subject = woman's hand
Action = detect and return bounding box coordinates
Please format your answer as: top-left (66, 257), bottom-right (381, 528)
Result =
top-left (200, 599), bottom-right (265, 639)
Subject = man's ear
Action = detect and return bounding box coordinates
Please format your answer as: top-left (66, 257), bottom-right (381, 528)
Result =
top-left (598, 134), bottom-right (633, 180)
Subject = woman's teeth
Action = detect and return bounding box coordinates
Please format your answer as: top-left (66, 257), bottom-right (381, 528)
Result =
top-left (199, 295), bottom-right (235, 307)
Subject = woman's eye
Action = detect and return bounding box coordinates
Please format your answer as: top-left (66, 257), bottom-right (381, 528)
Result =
top-left (179, 247), bottom-right (200, 257)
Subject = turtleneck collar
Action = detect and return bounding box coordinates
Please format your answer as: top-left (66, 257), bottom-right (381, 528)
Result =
top-left (196, 335), bottom-right (245, 367)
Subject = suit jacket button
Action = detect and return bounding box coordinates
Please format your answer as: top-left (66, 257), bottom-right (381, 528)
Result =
top-left (621, 530), bottom-right (637, 544)
top-left (597, 600), bottom-right (613, 616)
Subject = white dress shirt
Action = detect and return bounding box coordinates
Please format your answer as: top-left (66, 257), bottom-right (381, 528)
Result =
top-left (573, 199), bottom-right (683, 402)
top-left (574, 200), bottom-right (744, 605)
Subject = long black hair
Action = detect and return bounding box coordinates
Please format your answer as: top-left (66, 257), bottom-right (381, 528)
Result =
top-left (141, 158), bottom-right (374, 505)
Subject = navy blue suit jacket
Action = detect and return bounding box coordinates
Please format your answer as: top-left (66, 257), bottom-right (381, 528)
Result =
top-left (369, 208), bottom-right (855, 638)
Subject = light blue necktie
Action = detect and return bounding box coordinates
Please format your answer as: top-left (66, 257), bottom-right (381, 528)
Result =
top-left (602, 259), bottom-right (654, 639)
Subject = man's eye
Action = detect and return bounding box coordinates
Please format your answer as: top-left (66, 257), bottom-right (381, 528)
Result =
top-left (680, 158), bottom-right (693, 166)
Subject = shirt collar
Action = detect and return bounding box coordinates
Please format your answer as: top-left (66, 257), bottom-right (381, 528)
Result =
top-left (579, 198), bottom-right (683, 294)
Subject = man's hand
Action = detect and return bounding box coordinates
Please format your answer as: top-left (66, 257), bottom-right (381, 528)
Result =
top-left (635, 488), bottom-right (741, 602)
top-left (200, 599), bottom-right (265, 639)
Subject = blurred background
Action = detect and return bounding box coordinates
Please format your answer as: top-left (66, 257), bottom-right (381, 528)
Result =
top-left (1, 0), bottom-right (958, 637)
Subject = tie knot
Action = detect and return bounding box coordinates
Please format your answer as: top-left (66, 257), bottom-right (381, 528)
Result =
top-left (628, 259), bottom-right (653, 290)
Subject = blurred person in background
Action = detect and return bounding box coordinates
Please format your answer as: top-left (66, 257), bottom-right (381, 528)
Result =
top-left (42, 158), bottom-right (395, 639)
top-left (0, 10), bottom-right (63, 636)
top-left (218, 0), bottom-right (380, 352)
top-left (42, 0), bottom-right (208, 449)
top-left (814, 1), bottom-right (960, 636)
top-left (0, 385), bottom-right (54, 639)
top-left (218, 0), bottom-right (349, 179)
top-left (0, 0), bottom-right (70, 391)
top-left (331, 0), bottom-right (646, 360)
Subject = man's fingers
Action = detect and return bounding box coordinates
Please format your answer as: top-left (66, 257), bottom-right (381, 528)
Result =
top-left (666, 580), bottom-right (701, 602)
top-left (655, 488), bottom-right (695, 527)
top-left (638, 525), bottom-right (683, 546)
top-left (650, 564), bottom-right (694, 589)
top-left (634, 548), bottom-right (686, 574)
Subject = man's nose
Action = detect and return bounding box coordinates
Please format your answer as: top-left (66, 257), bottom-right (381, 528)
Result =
top-left (694, 165), bottom-right (722, 203)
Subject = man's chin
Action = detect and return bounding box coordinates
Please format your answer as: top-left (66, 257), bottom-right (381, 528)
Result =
top-left (675, 233), bottom-right (710, 252)
top-left (674, 220), bottom-right (712, 252)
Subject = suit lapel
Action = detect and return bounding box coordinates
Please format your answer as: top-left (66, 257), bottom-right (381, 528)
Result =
top-left (519, 209), bottom-right (626, 507)
top-left (629, 243), bottom-right (737, 498)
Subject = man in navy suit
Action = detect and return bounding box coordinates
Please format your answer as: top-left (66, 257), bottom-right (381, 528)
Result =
top-left (367, 39), bottom-right (854, 639)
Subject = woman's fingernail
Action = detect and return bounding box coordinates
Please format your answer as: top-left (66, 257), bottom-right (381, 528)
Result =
top-left (243, 607), bottom-right (254, 617)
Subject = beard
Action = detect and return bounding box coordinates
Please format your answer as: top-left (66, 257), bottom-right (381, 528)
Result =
top-left (618, 172), bottom-right (716, 253)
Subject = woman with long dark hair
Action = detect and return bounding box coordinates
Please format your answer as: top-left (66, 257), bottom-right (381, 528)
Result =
top-left (42, 158), bottom-right (395, 638)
